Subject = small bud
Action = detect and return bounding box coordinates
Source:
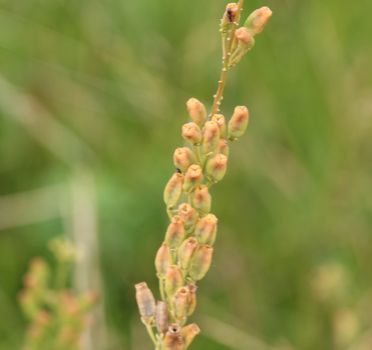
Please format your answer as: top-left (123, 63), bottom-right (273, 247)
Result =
top-left (189, 245), bottom-right (214, 281)
top-left (228, 106), bottom-right (249, 139)
top-left (229, 28), bottom-right (255, 67)
top-left (178, 203), bottom-right (198, 229)
top-left (181, 323), bottom-right (201, 348)
top-left (164, 324), bottom-right (184, 350)
top-left (186, 98), bottom-right (207, 126)
top-left (179, 237), bottom-right (198, 270)
top-left (206, 154), bottom-right (228, 183)
top-left (202, 121), bottom-right (220, 155)
top-left (155, 301), bottom-right (169, 334)
top-left (165, 216), bottom-right (186, 248)
top-left (165, 265), bottom-right (184, 297)
top-left (186, 283), bottom-right (198, 316)
top-left (182, 122), bottom-right (202, 145)
top-left (217, 139), bottom-right (230, 157)
top-left (211, 114), bottom-right (227, 138)
top-left (244, 6), bottom-right (273, 35)
top-left (135, 282), bottom-right (156, 323)
top-left (183, 164), bottom-right (203, 192)
top-left (164, 172), bottom-right (184, 207)
top-left (222, 3), bottom-right (240, 28)
top-left (173, 287), bottom-right (190, 321)
top-left (155, 243), bottom-right (173, 277)
top-left (173, 147), bottom-right (195, 173)
top-left (195, 214), bottom-right (218, 245)
top-left (192, 185), bottom-right (212, 214)
top-left (235, 27), bottom-right (254, 45)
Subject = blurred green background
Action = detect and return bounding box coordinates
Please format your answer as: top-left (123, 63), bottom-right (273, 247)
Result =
top-left (1, 0), bottom-right (372, 349)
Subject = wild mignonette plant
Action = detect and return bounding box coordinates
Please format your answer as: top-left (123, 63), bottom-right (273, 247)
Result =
top-left (135, 2), bottom-right (272, 349)
top-left (19, 238), bottom-right (97, 350)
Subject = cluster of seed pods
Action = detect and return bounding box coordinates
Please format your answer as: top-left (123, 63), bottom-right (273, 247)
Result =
top-left (135, 2), bottom-right (273, 348)
top-left (135, 98), bottom-right (249, 349)
top-left (19, 258), bottom-right (97, 350)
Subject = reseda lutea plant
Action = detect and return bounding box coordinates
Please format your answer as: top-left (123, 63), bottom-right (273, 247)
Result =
top-left (135, 2), bottom-right (272, 349)
top-left (19, 238), bottom-right (97, 350)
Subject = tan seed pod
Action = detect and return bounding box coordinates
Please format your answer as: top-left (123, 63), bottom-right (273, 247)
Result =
top-left (173, 287), bottom-right (190, 321)
top-left (173, 147), bottom-right (195, 173)
top-left (134, 282), bottom-right (156, 323)
top-left (181, 323), bottom-right (201, 348)
top-left (195, 214), bottom-right (218, 245)
top-left (163, 324), bottom-right (184, 350)
top-left (202, 121), bottom-right (220, 155)
top-left (244, 6), bottom-right (273, 35)
top-left (186, 283), bottom-right (198, 316)
top-left (189, 245), bottom-right (214, 281)
top-left (165, 265), bottom-right (184, 297)
top-left (155, 301), bottom-right (169, 334)
top-left (165, 215), bottom-right (186, 248)
top-left (206, 154), bottom-right (228, 183)
top-left (186, 98), bottom-right (207, 126)
top-left (178, 203), bottom-right (198, 229)
top-left (228, 106), bottom-right (249, 140)
top-left (178, 237), bottom-right (198, 270)
top-left (211, 114), bottom-right (227, 139)
top-left (155, 243), bottom-right (173, 277)
top-left (182, 122), bottom-right (202, 145)
top-left (183, 164), bottom-right (203, 192)
top-left (217, 139), bottom-right (230, 157)
top-left (192, 185), bottom-right (212, 214)
top-left (164, 172), bottom-right (184, 207)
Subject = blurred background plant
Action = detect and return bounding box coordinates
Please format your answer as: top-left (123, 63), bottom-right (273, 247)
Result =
top-left (19, 238), bottom-right (97, 350)
top-left (0, 0), bottom-right (371, 349)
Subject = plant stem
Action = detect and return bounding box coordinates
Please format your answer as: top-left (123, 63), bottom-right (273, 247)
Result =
top-left (210, 0), bottom-right (244, 116)
top-left (145, 323), bottom-right (158, 347)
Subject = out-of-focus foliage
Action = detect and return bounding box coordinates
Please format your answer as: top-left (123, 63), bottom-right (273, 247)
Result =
top-left (0, 0), bottom-right (371, 349)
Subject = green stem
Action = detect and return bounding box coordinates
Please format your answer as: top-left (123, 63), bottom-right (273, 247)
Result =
top-left (145, 323), bottom-right (158, 347)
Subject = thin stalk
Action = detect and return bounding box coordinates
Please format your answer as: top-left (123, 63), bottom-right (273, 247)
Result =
top-left (145, 323), bottom-right (158, 346)
top-left (210, 0), bottom-right (244, 116)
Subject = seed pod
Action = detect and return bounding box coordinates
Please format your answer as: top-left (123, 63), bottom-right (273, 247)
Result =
top-left (155, 243), bottom-right (172, 277)
top-left (228, 106), bottom-right (249, 140)
top-left (173, 287), bottom-right (190, 321)
top-left (186, 98), bottom-right (207, 126)
top-left (192, 185), bottom-right (212, 214)
top-left (244, 6), bottom-right (273, 35)
top-left (189, 245), bottom-right (214, 281)
top-left (155, 301), bottom-right (169, 334)
top-left (165, 216), bottom-right (186, 248)
top-left (135, 282), bottom-right (156, 323)
top-left (163, 324), bottom-right (184, 350)
top-left (217, 139), bottom-right (230, 157)
top-left (164, 172), bottom-right (184, 207)
top-left (195, 214), bottom-right (218, 245)
top-left (173, 147), bottom-right (195, 173)
top-left (178, 203), bottom-right (198, 229)
top-left (182, 122), bottom-right (202, 145)
top-left (165, 265), bottom-right (184, 297)
top-left (206, 154), bottom-right (228, 183)
top-left (187, 283), bottom-right (198, 316)
top-left (211, 114), bottom-right (227, 139)
top-left (179, 237), bottom-right (198, 270)
top-left (181, 323), bottom-right (201, 348)
top-left (183, 164), bottom-right (203, 192)
top-left (202, 121), bottom-right (220, 155)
